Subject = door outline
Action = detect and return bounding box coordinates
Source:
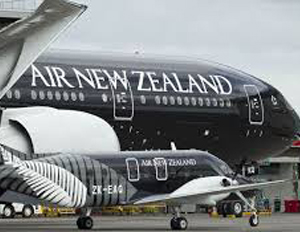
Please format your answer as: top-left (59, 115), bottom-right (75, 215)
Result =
top-left (153, 158), bottom-right (168, 181)
top-left (126, 158), bottom-right (140, 182)
top-left (243, 85), bottom-right (264, 125)
top-left (108, 75), bottom-right (134, 121)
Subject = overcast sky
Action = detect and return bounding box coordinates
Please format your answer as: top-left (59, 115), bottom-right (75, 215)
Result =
top-left (52, 0), bottom-right (300, 114)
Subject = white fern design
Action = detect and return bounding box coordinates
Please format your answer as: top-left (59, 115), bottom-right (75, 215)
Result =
top-left (1, 146), bottom-right (87, 208)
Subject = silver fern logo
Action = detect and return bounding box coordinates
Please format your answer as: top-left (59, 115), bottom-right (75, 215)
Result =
top-left (0, 145), bottom-right (87, 208)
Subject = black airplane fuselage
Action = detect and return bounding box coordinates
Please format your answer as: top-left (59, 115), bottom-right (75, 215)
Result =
top-left (0, 51), bottom-right (299, 164)
top-left (0, 145), bottom-right (241, 207)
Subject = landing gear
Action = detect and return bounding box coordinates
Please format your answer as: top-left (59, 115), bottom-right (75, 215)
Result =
top-left (235, 192), bottom-right (260, 227)
top-left (170, 206), bottom-right (188, 230)
top-left (218, 200), bottom-right (244, 218)
top-left (220, 202), bottom-right (228, 217)
top-left (232, 201), bottom-right (243, 217)
top-left (170, 217), bottom-right (188, 230)
top-left (77, 216), bottom-right (93, 230)
top-left (249, 213), bottom-right (259, 227)
top-left (77, 208), bottom-right (93, 230)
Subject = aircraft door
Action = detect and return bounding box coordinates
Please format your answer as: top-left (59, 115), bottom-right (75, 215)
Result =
top-left (126, 158), bottom-right (140, 182)
top-left (153, 158), bottom-right (168, 181)
top-left (244, 85), bottom-right (264, 125)
top-left (108, 73), bottom-right (134, 121)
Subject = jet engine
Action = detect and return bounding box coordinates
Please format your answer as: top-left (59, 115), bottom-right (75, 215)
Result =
top-left (0, 107), bottom-right (120, 154)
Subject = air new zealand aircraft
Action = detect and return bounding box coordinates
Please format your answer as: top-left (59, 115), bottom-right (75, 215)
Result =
top-left (0, 0), bottom-right (299, 230)
top-left (0, 144), bottom-right (285, 230)
top-left (0, 29), bottom-right (299, 166)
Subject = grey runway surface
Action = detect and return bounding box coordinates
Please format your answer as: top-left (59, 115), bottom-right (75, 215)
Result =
top-left (0, 213), bottom-right (299, 232)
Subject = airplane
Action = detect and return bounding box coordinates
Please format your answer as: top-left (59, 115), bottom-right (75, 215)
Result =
top-left (0, 144), bottom-right (287, 230)
top-left (0, 0), bottom-right (297, 230)
top-left (0, 0), bottom-right (298, 167)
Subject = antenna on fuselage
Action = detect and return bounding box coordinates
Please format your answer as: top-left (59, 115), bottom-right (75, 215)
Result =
top-left (170, 142), bottom-right (177, 151)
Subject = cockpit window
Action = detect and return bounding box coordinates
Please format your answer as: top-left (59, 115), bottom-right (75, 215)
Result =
top-left (204, 156), bottom-right (233, 176)
top-left (282, 96), bottom-right (294, 111)
top-left (271, 93), bottom-right (293, 112)
top-left (198, 164), bottom-right (218, 177)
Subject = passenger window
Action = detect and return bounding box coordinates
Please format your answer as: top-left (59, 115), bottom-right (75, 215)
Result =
top-left (177, 96), bottom-right (182, 105)
top-left (198, 97), bottom-right (203, 106)
top-left (47, 91), bottom-right (53, 100)
top-left (191, 97), bottom-right (197, 106)
top-left (212, 98), bottom-right (218, 107)
top-left (205, 98), bottom-right (211, 107)
top-left (71, 92), bottom-right (77, 101)
top-left (6, 90), bottom-right (12, 99)
top-left (162, 96), bottom-right (168, 105)
top-left (31, 90), bottom-right (37, 100)
top-left (155, 96), bottom-right (161, 105)
top-left (184, 97), bottom-right (190, 106)
top-left (55, 91), bottom-right (61, 101)
top-left (39, 91), bottom-right (45, 100)
top-left (170, 96), bottom-right (175, 105)
top-left (140, 95), bottom-right (146, 104)
top-left (14, 90), bottom-right (21, 99)
top-left (126, 158), bottom-right (140, 182)
top-left (79, 92), bottom-right (85, 101)
top-left (219, 98), bottom-right (224, 107)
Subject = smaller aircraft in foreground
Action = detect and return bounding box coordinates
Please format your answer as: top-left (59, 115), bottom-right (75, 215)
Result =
top-left (0, 145), bottom-right (286, 230)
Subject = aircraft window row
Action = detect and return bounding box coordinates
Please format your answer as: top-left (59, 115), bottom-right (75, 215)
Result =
top-left (30, 90), bottom-right (85, 102)
top-left (142, 95), bottom-right (232, 108)
top-left (6, 89), bottom-right (21, 100)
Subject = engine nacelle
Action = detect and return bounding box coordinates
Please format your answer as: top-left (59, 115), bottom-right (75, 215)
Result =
top-left (0, 107), bottom-right (120, 154)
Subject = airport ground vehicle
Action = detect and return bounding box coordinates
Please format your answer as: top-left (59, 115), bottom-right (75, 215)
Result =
top-left (0, 203), bottom-right (37, 218)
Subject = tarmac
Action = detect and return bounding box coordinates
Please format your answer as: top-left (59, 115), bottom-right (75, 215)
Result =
top-left (0, 213), bottom-right (299, 232)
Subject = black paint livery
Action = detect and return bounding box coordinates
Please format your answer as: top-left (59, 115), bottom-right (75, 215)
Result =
top-left (0, 51), bottom-right (299, 164)
top-left (0, 144), bottom-right (240, 207)
top-left (0, 144), bottom-right (284, 230)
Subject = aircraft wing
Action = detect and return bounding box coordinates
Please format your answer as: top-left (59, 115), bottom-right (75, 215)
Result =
top-left (0, 0), bottom-right (87, 99)
top-left (134, 178), bottom-right (288, 205)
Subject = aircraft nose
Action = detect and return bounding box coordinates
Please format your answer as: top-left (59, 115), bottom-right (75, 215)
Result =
top-left (281, 94), bottom-right (300, 137)
top-left (270, 91), bottom-right (300, 139)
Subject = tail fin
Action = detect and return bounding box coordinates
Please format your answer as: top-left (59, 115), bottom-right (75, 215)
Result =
top-left (0, 144), bottom-right (87, 208)
top-left (0, 0), bottom-right (87, 99)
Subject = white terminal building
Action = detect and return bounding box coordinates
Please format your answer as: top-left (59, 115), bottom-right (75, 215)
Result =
top-left (0, 0), bottom-right (300, 213)
top-left (258, 143), bottom-right (300, 211)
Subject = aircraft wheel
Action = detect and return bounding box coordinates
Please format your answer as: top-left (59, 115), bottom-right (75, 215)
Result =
top-left (3, 204), bottom-right (15, 218)
top-left (232, 201), bottom-right (243, 218)
top-left (22, 205), bottom-right (34, 218)
top-left (221, 203), bottom-right (228, 217)
top-left (249, 214), bottom-right (259, 227)
top-left (170, 217), bottom-right (188, 230)
top-left (77, 216), bottom-right (93, 230)
top-left (170, 217), bottom-right (178, 230)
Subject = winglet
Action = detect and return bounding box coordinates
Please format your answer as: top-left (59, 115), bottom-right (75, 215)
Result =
top-left (0, 0), bottom-right (87, 99)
